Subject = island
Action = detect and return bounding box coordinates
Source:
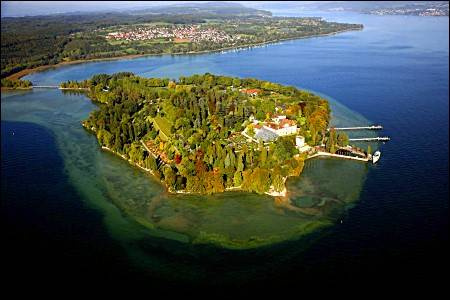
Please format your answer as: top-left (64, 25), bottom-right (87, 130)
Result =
top-left (61, 72), bottom-right (373, 198)
top-left (1, 2), bottom-right (363, 80)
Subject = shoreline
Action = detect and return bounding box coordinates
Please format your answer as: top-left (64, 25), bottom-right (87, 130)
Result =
top-left (306, 151), bottom-right (370, 162)
top-left (1, 87), bottom-right (33, 91)
top-left (101, 139), bottom-right (292, 198)
top-left (5, 27), bottom-right (362, 81)
top-left (97, 135), bottom-right (366, 198)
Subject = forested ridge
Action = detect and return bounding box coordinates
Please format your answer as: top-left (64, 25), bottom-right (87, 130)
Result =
top-left (68, 72), bottom-right (332, 195)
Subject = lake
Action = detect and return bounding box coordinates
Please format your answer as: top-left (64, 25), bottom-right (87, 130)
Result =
top-left (2, 11), bottom-right (448, 289)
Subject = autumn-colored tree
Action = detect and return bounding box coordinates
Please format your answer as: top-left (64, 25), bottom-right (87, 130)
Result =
top-left (258, 140), bottom-right (267, 167)
top-left (233, 171), bottom-right (243, 186)
top-left (174, 153), bottom-right (182, 164)
top-left (145, 155), bottom-right (158, 171)
top-left (205, 171), bottom-right (224, 194)
top-left (168, 81), bottom-right (176, 89)
top-left (186, 175), bottom-right (205, 193)
top-left (241, 170), bottom-right (253, 191)
top-left (163, 166), bottom-right (176, 189)
top-left (247, 124), bottom-right (255, 137)
top-left (272, 173), bottom-right (284, 192)
top-left (195, 159), bottom-right (207, 176)
top-left (252, 168), bottom-right (271, 194)
top-left (337, 132), bottom-right (349, 147)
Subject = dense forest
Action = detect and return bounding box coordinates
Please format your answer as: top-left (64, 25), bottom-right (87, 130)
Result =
top-left (0, 13), bottom-right (206, 77)
top-left (1, 9), bottom-right (363, 78)
top-left (67, 73), bottom-right (336, 195)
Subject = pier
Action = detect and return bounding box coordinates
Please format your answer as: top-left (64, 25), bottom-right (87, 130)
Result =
top-left (307, 151), bottom-right (369, 162)
top-left (349, 137), bottom-right (390, 142)
top-left (329, 125), bottom-right (383, 131)
top-left (33, 85), bottom-right (60, 88)
top-left (32, 86), bottom-right (89, 90)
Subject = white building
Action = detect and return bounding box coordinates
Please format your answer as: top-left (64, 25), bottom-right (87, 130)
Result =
top-left (296, 136), bottom-right (305, 148)
top-left (296, 135), bottom-right (311, 153)
top-left (264, 116), bottom-right (298, 136)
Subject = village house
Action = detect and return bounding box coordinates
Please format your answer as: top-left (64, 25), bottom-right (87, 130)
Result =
top-left (240, 88), bottom-right (261, 97)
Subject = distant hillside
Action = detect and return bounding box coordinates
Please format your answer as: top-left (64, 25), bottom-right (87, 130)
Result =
top-left (247, 1), bottom-right (448, 16)
top-left (314, 1), bottom-right (448, 11)
top-left (129, 2), bottom-right (272, 17)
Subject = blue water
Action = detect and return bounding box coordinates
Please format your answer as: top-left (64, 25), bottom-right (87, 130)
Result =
top-left (3, 11), bottom-right (448, 288)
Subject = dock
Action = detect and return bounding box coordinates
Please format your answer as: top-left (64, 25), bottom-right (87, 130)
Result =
top-left (329, 125), bottom-right (383, 131)
top-left (33, 85), bottom-right (60, 88)
top-left (32, 86), bottom-right (89, 90)
top-left (307, 151), bottom-right (369, 162)
top-left (349, 137), bottom-right (390, 142)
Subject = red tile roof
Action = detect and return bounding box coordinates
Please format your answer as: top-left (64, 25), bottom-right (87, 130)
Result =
top-left (265, 119), bottom-right (296, 130)
top-left (279, 119), bottom-right (296, 127)
top-left (241, 88), bottom-right (261, 94)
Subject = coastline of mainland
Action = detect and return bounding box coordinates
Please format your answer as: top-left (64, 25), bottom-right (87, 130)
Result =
top-left (5, 27), bottom-right (363, 82)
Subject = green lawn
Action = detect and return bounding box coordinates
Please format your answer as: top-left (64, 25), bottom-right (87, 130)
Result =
top-left (152, 116), bottom-right (172, 141)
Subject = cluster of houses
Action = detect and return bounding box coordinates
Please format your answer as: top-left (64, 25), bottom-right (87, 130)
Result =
top-left (106, 25), bottom-right (240, 44)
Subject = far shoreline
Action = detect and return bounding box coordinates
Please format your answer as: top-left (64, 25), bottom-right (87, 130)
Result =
top-left (6, 27), bottom-right (362, 81)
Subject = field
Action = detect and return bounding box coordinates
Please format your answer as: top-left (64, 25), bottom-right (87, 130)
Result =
top-left (152, 116), bottom-right (172, 141)
top-left (174, 38), bottom-right (191, 43)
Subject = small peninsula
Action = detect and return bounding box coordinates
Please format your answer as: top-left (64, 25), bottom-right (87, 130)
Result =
top-left (1, 78), bottom-right (32, 90)
top-left (62, 72), bottom-right (368, 197)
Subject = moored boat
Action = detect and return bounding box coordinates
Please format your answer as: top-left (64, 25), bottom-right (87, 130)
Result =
top-left (372, 151), bottom-right (381, 164)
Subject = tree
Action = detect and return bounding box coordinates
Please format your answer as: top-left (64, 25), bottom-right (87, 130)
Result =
top-left (272, 173), bottom-right (284, 192)
top-left (252, 168), bottom-right (271, 194)
top-left (326, 128), bottom-right (337, 153)
top-left (145, 155), bottom-right (158, 171)
top-left (233, 171), bottom-right (243, 186)
top-left (236, 153), bottom-right (244, 172)
top-left (273, 137), bottom-right (296, 163)
top-left (103, 130), bottom-right (113, 148)
top-left (247, 125), bottom-right (255, 137)
top-left (205, 171), bottom-right (224, 194)
top-left (258, 140), bottom-right (267, 167)
top-left (163, 166), bottom-right (176, 189)
top-left (186, 175), bottom-right (204, 193)
top-left (129, 142), bottom-right (144, 163)
top-left (337, 132), bottom-right (349, 147)
top-left (96, 129), bottom-right (105, 146)
top-left (272, 166), bottom-right (284, 192)
top-left (241, 170), bottom-right (253, 191)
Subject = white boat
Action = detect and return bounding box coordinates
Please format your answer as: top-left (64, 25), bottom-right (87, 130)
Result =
top-left (372, 151), bottom-right (381, 164)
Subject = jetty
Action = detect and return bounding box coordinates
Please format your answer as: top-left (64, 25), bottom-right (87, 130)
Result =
top-left (349, 137), bottom-right (390, 142)
top-left (308, 151), bottom-right (369, 162)
top-left (33, 85), bottom-right (60, 88)
top-left (32, 86), bottom-right (90, 90)
top-left (328, 125), bottom-right (383, 131)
